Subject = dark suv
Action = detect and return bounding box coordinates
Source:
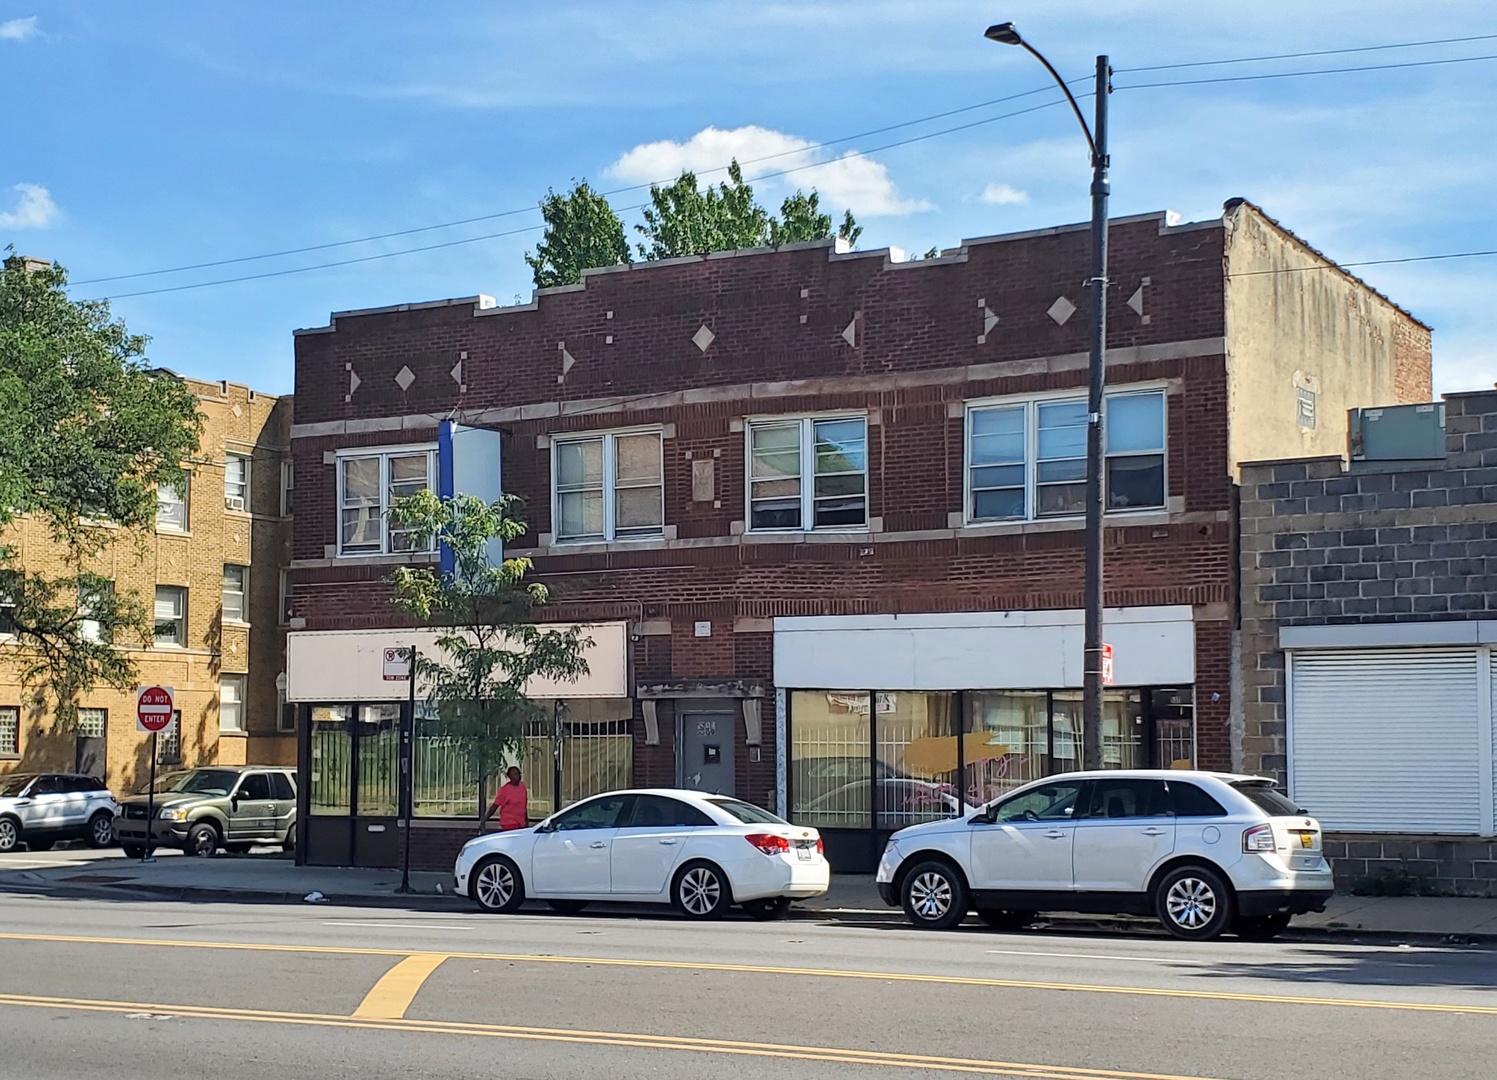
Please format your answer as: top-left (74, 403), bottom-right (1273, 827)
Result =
top-left (114, 766), bottom-right (297, 857)
top-left (0, 773), bottom-right (119, 853)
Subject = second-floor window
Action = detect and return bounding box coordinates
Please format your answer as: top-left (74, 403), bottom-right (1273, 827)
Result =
top-left (280, 461), bottom-right (294, 517)
top-left (156, 473), bottom-right (189, 532)
top-left (219, 675), bottom-right (246, 732)
top-left (553, 430), bottom-right (663, 543)
top-left (337, 447), bottom-right (435, 556)
top-left (80, 579), bottom-right (113, 644)
top-left (225, 453), bottom-right (251, 511)
top-left (222, 565), bottom-right (247, 623)
top-left (748, 416), bottom-right (868, 531)
top-left (154, 586), bottom-right (186, 647)
top-left (967, 388), bottom-right (1167, 523)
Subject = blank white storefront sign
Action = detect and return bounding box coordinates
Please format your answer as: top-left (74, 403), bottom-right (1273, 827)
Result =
top-left (772, 607), bottom-right (1195, 691)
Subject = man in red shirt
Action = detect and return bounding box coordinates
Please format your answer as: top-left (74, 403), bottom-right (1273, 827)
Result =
top-left (482, 767), bottom-right (529, 831)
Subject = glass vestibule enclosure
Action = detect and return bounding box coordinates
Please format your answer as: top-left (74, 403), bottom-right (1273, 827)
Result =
top-left (787, 687), bottom-right (1195, 871)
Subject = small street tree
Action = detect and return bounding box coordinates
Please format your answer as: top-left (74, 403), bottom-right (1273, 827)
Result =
top-left (0, 252), bottom-right (203, 729)
top-left (386, 491), bottom-right (590, 820)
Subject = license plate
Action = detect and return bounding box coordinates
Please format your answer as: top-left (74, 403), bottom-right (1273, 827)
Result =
top-left (1299, 832), bottom-right (1314, 849)
top-left (796, 845), bottom-right (813, 861)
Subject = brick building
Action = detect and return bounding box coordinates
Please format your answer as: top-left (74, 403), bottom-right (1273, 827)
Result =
top-left (286, 200), bottom-right (1429, 870)
top-left (0, 378), bottom-right (295, 798)
top-left (1240, 392), bottom-right (1497, 896)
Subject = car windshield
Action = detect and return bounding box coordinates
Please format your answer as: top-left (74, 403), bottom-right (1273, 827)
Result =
top-left (0, 775), bottom-right (35, 798)
top-left (707, 798), bottom-right (788, 825)
top-left (145, 769), bottom-right (239, 797)
top-left (1232, 780), bottom-right (1303, 817)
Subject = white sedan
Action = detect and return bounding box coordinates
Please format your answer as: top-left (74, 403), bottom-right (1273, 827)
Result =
top-left (454, 789), bottom-right (830, 920)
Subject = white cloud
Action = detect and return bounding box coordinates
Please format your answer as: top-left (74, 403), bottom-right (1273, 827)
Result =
top-left (607, 125), bottom-right (931, 218)
top-left (0, 184), bottom-right (59, 229)
top-left (0, 16), bottom-right (38, 41)
top-left (980, 183), bottom-right (1028, 206)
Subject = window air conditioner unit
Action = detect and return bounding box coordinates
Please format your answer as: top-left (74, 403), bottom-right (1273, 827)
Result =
top-left (225, 496), bottom-right (246, 512)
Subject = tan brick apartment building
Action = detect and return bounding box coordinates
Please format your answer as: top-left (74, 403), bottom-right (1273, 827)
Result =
top-left (285, 200), bottom-right (1430, 871)
top-left (0, 377), bottom-right (296, 797)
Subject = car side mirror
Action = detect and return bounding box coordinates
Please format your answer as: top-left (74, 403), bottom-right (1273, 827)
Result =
top-left (969, 812), bottom-right (992, 825)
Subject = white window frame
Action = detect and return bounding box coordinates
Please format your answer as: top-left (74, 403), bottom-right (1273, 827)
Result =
top-left (153, 586), bottom-right (187, 648)
top-left (964, 385), bottom-right (1168, 525)
top-left (334, 444), bottom-right (437, 558)
top-left (219, 675), bottom-right (246, 733)
top-left (224, 453), bottom-right (251, 512)
top-left (0, 571), bottom-right (18, 640)
top-left (550, 427), bottom-right (665, 544)
top-left (0, 706), bottom-right (17, 756)
top-left (278, 569), bottom-right (291, 626)
top-left (80, 579), bottom-right (113, 644)
top-left (745, 414), bottom-right (870, 533)
top-left (280, 460), bottom-right (294, 517)
top-left (156, 473), bottom-right (189, 532)
top-left (222, 565), bottom-right (248, 625)
top-left (157, 711), bottom-right (181, 764)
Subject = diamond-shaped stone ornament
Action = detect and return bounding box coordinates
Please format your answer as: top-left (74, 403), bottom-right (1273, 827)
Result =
top-left (1047, 296), bottom-right (1077, 326)
top-left (394, 365), bottom-right (416, 391)
top-left (692, 325), bottom-right (715, 353)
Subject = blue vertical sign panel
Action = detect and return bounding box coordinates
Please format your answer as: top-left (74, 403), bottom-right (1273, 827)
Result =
top-left (436, 420), bottom-right (504, 575)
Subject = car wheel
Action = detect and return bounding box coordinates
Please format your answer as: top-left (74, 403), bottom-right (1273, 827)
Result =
top-left (472, 855), bottom-right (525, 913)
top-left (545, 899), bottom-right (591, 915)
top-left (0, 817), bottom-right (18, 853)
top-left (282, 824), bottom-right (297, 853)
top-left (26, 839), bottom-right (56, 853)
top-left (87, 811), bottom-right (115, 849)
top-left (1155, 865), bottom-right (1234, 941)
top-left (976, 908), bottom-right (1034, 932)
top-left (186, 822), bottom-right (220, 858)
top-left (121, 843), bottom-right (149, 859)
top-left (900, 859), bottom-right (968, 931)
top-left (672, 861), bottom-right (731, 919)
top-left (742, 896), bottom-right (793, 921)
top-left (1236, 913), bottom-right (1292, 941)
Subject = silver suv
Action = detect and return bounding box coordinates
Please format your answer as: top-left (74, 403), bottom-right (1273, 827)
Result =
top-left (876, 770), bottom-right (1334, 941)
top-left (114, 766), bottom-right (297, 858)
top-left (0, 773), bottom-right (119, 853)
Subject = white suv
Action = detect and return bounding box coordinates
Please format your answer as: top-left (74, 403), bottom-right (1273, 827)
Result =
top-left (876, 770), bottom-right (1333, 941)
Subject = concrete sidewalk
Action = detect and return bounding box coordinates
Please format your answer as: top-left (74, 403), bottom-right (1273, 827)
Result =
top-left (4, 848), bottom-right (1497, 942)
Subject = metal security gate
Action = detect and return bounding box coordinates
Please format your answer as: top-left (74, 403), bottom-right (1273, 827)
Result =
top-left (523, 710), bottom-right (632, 818)
top-left (1289, 647), bottom-right (1486, 833)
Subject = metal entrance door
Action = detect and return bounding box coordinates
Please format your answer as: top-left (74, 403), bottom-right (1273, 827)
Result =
top-left (679, 709), bottom-right (736, 797)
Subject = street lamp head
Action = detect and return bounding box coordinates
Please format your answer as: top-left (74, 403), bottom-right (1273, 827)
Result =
top-left (984, 22), bottom-right (1023, 46)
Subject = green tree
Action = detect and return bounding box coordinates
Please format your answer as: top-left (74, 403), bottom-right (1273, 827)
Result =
top-left (0, 252), bottom-right (203, 728)
top-left (525, 181), bottom-right (631, 289)
top-left (636, 160), bottom-right (771, 260)
top-left (387, 491), bottom-right (590, 818)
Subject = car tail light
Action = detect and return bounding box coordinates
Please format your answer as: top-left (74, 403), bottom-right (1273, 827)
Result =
top-left (745, 833), bottom-right (790, 856)
top-left (1242, 824), bottom-right (1276, 853)
top-left (816, 837), bottom-right (825, 855)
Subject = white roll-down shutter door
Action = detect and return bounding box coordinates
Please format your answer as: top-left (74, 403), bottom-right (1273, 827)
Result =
top-left (1290, 648), bottom-right (1482, 833)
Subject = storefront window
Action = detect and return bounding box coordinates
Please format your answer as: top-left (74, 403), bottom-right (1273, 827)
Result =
top-left (1151, 688), bottom-right (1195, 769)
top-left (356, 704), bottom-right (399, 816)
top-left (1052, 690), bottom-right (1143, 770)
top-left (791, 691), bottom-right (873, 829)
top-left (310, 706), bottom-right (352, 816)
top-left (966, 692), bottom-right (1048, 806)
top-left (874, 692), bottom-right (959, 828)
top-left (523, 699), bottom-right (634, 819)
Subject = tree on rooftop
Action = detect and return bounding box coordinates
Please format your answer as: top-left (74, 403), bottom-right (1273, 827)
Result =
top-left (525, 181), bottom-right (631, 289)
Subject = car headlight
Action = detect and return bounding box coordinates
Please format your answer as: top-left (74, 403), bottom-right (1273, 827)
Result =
top-left (159, 807), bottom-right (189, 821)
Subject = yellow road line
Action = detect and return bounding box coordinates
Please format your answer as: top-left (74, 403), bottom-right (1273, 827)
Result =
top-left (351, 953), bottom-right (447, 1020)
top-left (0, 990), bottom-right (1226, 1080)
top-left (0, 930), bottom-right (1492, 1016)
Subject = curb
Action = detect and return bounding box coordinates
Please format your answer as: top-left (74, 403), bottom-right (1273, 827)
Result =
top-left (4, 879), bottom-right (1493, 946)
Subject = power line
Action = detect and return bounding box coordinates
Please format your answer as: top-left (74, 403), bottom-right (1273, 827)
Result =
top-left (73, 83), bottom-right (1071, 287)
top-left (1120, 51), bottom-right (1497, 90)
top-left (1121, 32), bottom-right (1497, 73)
top-left (1231, 249), bottom-right (1497, 276)
top-left (90, 96), bottom-right (1075, 301)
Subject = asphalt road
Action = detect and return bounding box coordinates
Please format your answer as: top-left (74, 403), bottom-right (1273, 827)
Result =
top-left (0, 885), bottom-right (1494, 1080)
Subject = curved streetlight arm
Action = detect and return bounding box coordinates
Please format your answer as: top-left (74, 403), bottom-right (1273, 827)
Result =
top-left (1016, 41), bottom-right (1098, 163)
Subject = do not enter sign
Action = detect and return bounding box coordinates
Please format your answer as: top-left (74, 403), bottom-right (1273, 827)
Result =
top-left (136, 685), bottom-right (175, 732)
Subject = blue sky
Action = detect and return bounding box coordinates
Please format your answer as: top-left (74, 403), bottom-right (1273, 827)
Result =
top-left (4, 2), bottom-right (1495, 396)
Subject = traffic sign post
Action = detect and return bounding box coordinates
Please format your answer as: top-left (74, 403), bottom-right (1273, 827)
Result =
top-left (384, 647), bottom-right (418, 895)
top-left (136, 686), bottom-right (175, 864)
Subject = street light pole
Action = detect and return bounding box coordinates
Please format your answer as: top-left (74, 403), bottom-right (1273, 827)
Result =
top-left (985, 23), bottom-right (1111, 769)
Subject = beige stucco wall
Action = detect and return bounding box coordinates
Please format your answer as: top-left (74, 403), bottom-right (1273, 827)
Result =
top-left (1223, 202), bottom-right (1433, 474)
